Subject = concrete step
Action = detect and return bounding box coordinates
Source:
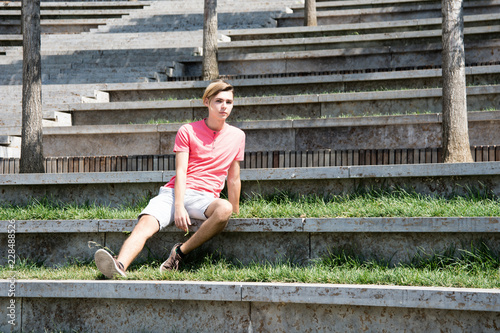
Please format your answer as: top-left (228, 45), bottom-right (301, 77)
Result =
top-left (91, 64), bottom-right (500, 102)
top-left (277, 0), bottom-right (500, 26)
top-left (0, 135), bottom-right (20, 158)
top-left (224, 13), bottom-right (500, 40)
top-left (40, 110), bottom-right (500, 157)
top-left (0, 110), bottom-right (71, 127)
top-left (2, 280), bottom-right (497, 332)
top-left (179, 39), bottom-right (500, 77)
top-left (2, 145), bottom-right (498, 174)
top-left (57, 84), bottom-right (500, 125)
top-left (0, 161), bottom-right (499, 204)
top-left (218, 25), bottom-right (500, 55)
top-left (293, 0), bottom-right (437, 12)
top-left (1, 215), bottom-right (499, 266)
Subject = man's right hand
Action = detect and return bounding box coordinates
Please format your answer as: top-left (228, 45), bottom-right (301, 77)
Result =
top-left (174, 205), bottom-right (191, 232)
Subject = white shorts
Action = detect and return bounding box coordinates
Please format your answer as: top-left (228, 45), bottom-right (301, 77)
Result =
top-left (139, 187), bottom-right (216, 230)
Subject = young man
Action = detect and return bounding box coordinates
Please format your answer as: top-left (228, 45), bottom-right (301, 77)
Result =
top-left (95, 80), bottom-right (245, 278)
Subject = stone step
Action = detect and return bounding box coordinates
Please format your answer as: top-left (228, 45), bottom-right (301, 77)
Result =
top-left (0, 161), bottom-right (498, 204)
top-left (93, 64), bottom-right (500, 102)
top-left (0, 135), bottom-right (20, 158)
top-left (179, 39), bottom-right (500, 77)
top-left (218, 25), bottom-right (500, 55)
top-left (0, 110), bottom-right (71, 127)
top-left (293, 0), bottom-right (437, 12)
top-left (0, 18), bottom-right (112, 34)
top-left (40, 110), bottom-right (500, 157)
top-left (277, 0), bottom-right (500, 26)
top-left (55, 84), bottom-right (500, 125)
top-left (0, 83), bottom-right (105, 105)
top-left (1, 2), bottom-right (153, 10)
top-left (1, 216), bottom-right (499, 267)
top-left (2, 146), bottom-right (498, 174)
top-left (2, 280), bottom-right (497, 332)
top-left (224, 13), bottom-right (500, 40)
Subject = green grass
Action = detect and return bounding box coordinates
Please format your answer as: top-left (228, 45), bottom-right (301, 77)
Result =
top-left (1, 189), bottom-right (499, 220)
top-left (2, 243), bottom-right (499, 288)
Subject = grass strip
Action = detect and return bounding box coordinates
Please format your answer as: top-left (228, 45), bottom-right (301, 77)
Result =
top-left (2, 244), bottom-right (499, 289)
top-left (1, 189), bottom-right (499, 220)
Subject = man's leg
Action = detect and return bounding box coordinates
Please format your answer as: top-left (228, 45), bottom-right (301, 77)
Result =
top-left (180, 199), bottom-right (233, 254)
top-left (116, 214), bottom-right (160, 270)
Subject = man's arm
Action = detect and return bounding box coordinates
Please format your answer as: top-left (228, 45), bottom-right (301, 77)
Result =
top-left (227, 160), bottom-right (241, 214)
top-left (174, 151), bottom-right (190, 232)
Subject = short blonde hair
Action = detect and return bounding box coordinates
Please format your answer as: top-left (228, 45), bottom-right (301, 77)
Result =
top-left (202, 79), bottom-right (234, 102)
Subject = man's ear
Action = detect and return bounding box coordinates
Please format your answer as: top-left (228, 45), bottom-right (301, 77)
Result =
top-left (203, 98), bottom-right (209, 107)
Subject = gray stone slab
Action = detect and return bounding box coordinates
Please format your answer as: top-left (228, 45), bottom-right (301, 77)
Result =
top-left (0, 182), bottom-right (164, 206)
top-left (0, 296), bottom-right (21, 333)
top-left (0, 232), bottom-right (104, 266)
top-left (304, 217), bottom-right (500, 233)
top-left (242, 282), bottom-right (500, 311)
top-left (7, 280), bottom-right (498, 311)
top-left (240, 166), bottom-right (350, 181)
top-left (0, 171), bottom-right (163, 185)
top-left (350, 161), bottom-right (500, 178)
top-left (250, 301), bottom-right (500, 333)
top-left (99, 218), bottom-right (304, 233)
top-left (14, 280), bottom-right (242, 301)
top-left (311, 231), bottom-right (500, 265)
top-left (19, 298), bottom-right (250, 333)
top-left (0, 219), bottom-right (99, 233)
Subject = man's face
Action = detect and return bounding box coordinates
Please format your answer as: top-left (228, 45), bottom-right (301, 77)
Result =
top-left (204, 91), bottom-right (234, 121)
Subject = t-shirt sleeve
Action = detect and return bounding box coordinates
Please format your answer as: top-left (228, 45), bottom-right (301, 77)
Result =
top-left (235, 131), bottom-right (245, 161)
top-left (173, 125), bottom-right (190, 153)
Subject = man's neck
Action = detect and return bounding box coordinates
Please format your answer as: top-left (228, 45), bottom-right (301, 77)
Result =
top-left (204, 117), bottom-right (225, 132)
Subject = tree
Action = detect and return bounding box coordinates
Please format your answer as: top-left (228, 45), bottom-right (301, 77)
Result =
top-left (20, 0), bottom-right (44, 173)
top-left (202, 0), bottom-right (219, 80)
top-left (441, 0), bottom-right (473, 163)
top-left (305, 0), bottom-right (317, 27)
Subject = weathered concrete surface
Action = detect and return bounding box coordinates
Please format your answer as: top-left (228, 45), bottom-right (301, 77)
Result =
top-left (0, 297), bottom-right (21, 333)
top-left (249, 302), bottom-right (500, 332)
top-left (0, 232), bottom-right (103, 266)
top-left (95, 65), bottom-right (500, 102)
top-left (1, 280), bottom-right (499, 332)
top-left (2, 217), bottom-right (500, 266)
top-left (20, 298), bottom-right (250, 333)
top-left (276, 0), bottom-right (500, 26)
top-left (41, 110), bottom-right (500, 156)
top-left (0, 163), bottom-right (499, 205)
top-left (311, 232), bottom-right (500, 265)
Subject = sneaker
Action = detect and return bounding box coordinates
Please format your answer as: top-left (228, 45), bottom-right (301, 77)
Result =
top-left (95, 249), bottom-right (126, 279)
top-left (160, 243), bottom-right (183, 272)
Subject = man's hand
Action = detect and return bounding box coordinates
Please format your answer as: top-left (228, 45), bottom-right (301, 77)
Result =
top-left (174, 205), bottom-right (191, 232)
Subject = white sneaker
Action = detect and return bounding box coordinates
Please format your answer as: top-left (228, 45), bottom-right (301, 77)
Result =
top-left (95, 249), bottom-right (126, 279)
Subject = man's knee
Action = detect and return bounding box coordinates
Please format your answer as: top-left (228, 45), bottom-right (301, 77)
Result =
top-left (209, 200), bottom-right (233, 221)
top-left (133, 214), bottom-right (160, 238)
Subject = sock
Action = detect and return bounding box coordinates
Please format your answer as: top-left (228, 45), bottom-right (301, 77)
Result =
top-left (176, 245), bottom-right (186, 258)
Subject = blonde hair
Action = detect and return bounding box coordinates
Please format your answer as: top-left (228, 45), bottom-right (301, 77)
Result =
top-left (202, 79), bottom-right (234, 102)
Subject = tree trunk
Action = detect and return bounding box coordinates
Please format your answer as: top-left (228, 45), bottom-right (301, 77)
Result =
top-left (202, 0), bottom-right (219, 81)
top-left (441, 0), bottom-right (473, 163)
top-left (20, 0), bottom-right (44, 173)
top-left (305, 0), bottom-right (317, 26)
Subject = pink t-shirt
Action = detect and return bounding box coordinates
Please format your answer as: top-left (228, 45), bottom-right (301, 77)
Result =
top-left (165, 119), bottom-right (245, 197)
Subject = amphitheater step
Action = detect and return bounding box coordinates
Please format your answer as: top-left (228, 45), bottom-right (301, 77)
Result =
top-left (1, 215), bottom-right (500, 266)
top-left (224, 13), bottom-right (500, 41)
top-left (2, 280), bottom-right (497, 332)
top-left (0, 162), bottom-right (498, 205)
top-left (2, 145), bottom-right (499, 174)
top-left (276, 0), bottom-right (500, 26)
top-left (177, 39), bottom-right (500, 77)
